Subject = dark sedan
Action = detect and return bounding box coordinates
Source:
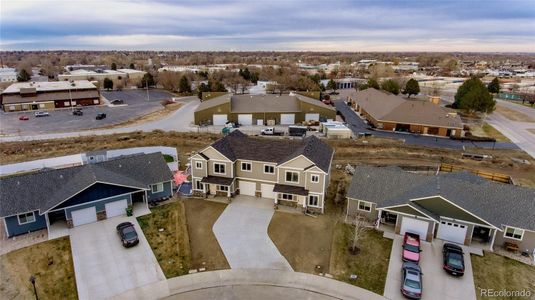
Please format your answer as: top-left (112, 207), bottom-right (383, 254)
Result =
top-left (116, 222), bottom-right (139, 248)
top-left (401, 261), bottom-right (423, 299)
top-left (442, 243), bottom-right (465, 276)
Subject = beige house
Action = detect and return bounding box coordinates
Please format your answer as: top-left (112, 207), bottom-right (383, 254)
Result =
top-left (190, 130), bottom-right (334, 213)
top-left (346, 165), bottom-right (535, 252)
top-left (347, 88), bottom-right (463, 137)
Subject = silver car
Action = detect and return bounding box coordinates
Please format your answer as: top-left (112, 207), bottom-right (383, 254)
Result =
top-left (401, 262), bottom-right (422, 299)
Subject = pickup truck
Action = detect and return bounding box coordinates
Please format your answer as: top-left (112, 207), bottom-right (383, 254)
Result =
top-left (34, 111), bottom-right (49, 117)
top-left (402, 232), bottom-right (422, 263)
top-left (261, 127), bottom-right (284, 136)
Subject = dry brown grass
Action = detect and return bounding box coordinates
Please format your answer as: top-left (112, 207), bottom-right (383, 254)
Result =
top-left (496, 106), bottom-right (535, 122)
top-left (183, 199), bottom-right (229, 271)
top-left (0, 237), bottom-right (77, 300)
top-left (100, 102), bottom-right (183, 129)
top-left (137, 201), bottom-right (191, 278)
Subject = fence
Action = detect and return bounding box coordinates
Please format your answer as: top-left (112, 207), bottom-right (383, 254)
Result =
top-left (439, 163), bottom-right (513, 184)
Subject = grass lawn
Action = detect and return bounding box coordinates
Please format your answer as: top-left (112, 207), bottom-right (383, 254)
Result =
top-left (472, 252), bottom-right (535, 300)
top-left (482, 123), bottom-right (511, 142)
top-left (183, 199), bottom-right (229, 271)
top-left (137, 201), bottom-right (191, 278)
top-left (329, 223), bottom-right (392, 295)
top-left (268, 211), bottom-right (336, 274)
top-left (0, 237), bottom-right (77, 300)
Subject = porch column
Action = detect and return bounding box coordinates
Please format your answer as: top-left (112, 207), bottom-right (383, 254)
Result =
top-left (145, 190), bottom-right (149, 210)
top-left (45, 213), bottom-right (51, 234)
top-left (489, 228), bottom-right (498, 251)
top-left (376, 209), bottom-right (381, 229)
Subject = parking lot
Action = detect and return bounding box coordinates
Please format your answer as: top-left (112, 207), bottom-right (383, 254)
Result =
top-left (0, 89), bottom-right (175, 135)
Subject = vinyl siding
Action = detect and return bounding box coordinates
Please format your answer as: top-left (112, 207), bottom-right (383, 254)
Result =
top-left (235, 160), bottom-right (277, 182)
top-left (54, 183), bottom-right (139, 209)
top-left (4, 210), bottom-right (47, 237)
top-left (494, 227), bottom-right (535, 252)
top-left (191, 159), bottom-right (207, 178)
top-left (306, 172), bottom-right (324, 193)
top-left (146, 181), bottom-right (173, 201)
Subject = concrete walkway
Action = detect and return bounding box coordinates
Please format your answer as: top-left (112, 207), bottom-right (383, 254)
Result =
top-left (212, 196), bottom-right (292, 270)
top-left (113, 269), bottom-right (387, 300)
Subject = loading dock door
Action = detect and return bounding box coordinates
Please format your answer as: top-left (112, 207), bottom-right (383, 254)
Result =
top-left (280, 114), bottom-right (295, 125)
top-left (213, 114), bottom-right (228, 126)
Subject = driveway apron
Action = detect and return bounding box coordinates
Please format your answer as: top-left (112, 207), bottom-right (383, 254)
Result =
top-left (212, 196), bottom-right (293, 270)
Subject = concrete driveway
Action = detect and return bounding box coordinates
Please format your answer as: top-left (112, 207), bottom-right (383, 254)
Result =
top-left (70, 216), bottom-right (165, 300)
top-left (212, 196), bottom-right (292, 270)
top-left (384, 236), bottom-right (476, 300)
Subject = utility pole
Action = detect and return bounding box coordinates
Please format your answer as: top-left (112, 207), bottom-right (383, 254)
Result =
top-left (146, 78), bottom-right (150, 102)
top-left (69, 87), bottom-right (73, 111)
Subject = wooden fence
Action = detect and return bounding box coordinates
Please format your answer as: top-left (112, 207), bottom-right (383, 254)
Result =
top-left (439, 163), bottom-right (513, 184)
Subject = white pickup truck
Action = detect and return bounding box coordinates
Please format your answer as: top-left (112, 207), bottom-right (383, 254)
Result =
top-left (261, 127), bottom-right (284, 136)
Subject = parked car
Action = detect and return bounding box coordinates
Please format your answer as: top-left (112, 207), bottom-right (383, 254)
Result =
top-left (288, 125), bottom-right (308, 137)
top-left (73, 108), bottom-right (83, 116)
top-left (358, 132), bottom-right (373, 138)
top-left (116, 222), bottom-right (139, 248)
top-left (110, 99), bottom-right (124, 105)
top-left (34, 111), bottom-right (49, 117)
top-left (442, 243), bottom-right (465, 276)
top-left (261, 127), bottom-right (284, 136)
top-left (96, 113), bottom-right (107, 120)
top-left (402, 232), bottom-right (422, 263)
top-left (401, 261), bottom-right (423, 299)
top-left (19, 115), bottom-right (29, 121)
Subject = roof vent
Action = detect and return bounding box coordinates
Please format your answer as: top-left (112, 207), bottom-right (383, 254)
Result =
top-left (17, 181), bottom-right (20, 186)
top-left (59, 175), bottom-right (63, 179)
top-left (118, 164), bottom-right (122, 168)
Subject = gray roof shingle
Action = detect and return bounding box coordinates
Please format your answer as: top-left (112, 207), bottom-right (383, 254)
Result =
top-left (347, 165), bottom-right (535, 230)
top-left (0, 152), bottom-right (173, 217)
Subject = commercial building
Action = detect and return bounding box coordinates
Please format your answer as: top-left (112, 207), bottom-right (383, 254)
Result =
top-left (58, 68), bottom-right (146, 89)
top-left (0, 80), bottom-right (100, 112)
top-left (194, 93), bottom-right (336, 126)
top-left (347, 88), bottom-right (463, 137)
top-left (0, 67), bottom-right (17, 83)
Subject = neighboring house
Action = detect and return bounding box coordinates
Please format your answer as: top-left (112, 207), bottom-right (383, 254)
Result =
top-left (0, 153), bottom-right (173, 237)
top-left (346, 165), bottom-right (535, 252)
top-left (347, 88), bottom-right (463, 137)
top-left (194, 93), bottom-right (336, 126)
top-left (0, 80), bottom-right (100, 112)
top-left (190, 130), bottom-right (334, 213)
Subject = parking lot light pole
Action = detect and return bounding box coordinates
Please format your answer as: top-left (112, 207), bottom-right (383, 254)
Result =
top-left (29, 275), bottom-right (38, 300)
top-left (146, 78), bottom-right (150, 102)
top-left (69, 87), bottom-right (73, 111)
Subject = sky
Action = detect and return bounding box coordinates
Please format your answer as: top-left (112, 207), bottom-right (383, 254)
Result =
top-left (1, 0), bottom-right (535, 52)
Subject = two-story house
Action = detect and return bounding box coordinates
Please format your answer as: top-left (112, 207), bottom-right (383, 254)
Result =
top-left (190, 130), bottom-right (334, 213)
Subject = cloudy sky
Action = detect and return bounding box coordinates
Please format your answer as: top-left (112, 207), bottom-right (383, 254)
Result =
top-left (1, 0), bottom-right (534, 52)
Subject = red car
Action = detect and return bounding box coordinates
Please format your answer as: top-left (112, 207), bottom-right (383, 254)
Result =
top-left (402, 232), bottom-right (422, 263)
top-left (19, 115), bottom-right (29, 121)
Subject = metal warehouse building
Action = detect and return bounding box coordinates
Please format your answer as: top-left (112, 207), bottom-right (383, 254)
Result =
top-left (194, 93), bottom-right (336, 126)
top-left (0, 80), bottom-right (100, 112)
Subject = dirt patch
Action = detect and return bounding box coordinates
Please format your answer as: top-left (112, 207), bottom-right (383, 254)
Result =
top-left (137, 201), bottom-right (191, 278)
top-left (495, 106), bottom-right (535, 123)
top-left (329, 224), bottom-right (392, 295)
top-left (471, 252), bottom-right (535, 300)
top-left (268, 211), bottom-right (336, 274)
top-left (0, 236), bottom-right (77, 300)
top-left (183, 199), bottom-right (229, 271)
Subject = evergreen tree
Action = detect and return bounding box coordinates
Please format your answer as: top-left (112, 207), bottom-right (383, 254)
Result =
top-left (381, 79), bottom-right (400, 95)
top-left (129, 63), bottom-right (135, 69)
top-left (103, 78), bottom-right (113, 90)
top-left (327, 79), bottom-right (337, 91)
top-left (141, 73), bottom-right (155, 88)
top-left (17, 69), bottom-right (31, 82)
top-left (454, 77), bottom-right (496, 113)
top-left (403, 78), bottom-right (420, 98)
top-left (487, 77), bottom-right (500, 94)
top-left (178, 75), bottom-right (191, 93)
top-left (111, 63), bottom-right (117, 70)
top-left (197, 82), bottom-right (210, 99)
top-left (367, 78), bottom-right (380, 89)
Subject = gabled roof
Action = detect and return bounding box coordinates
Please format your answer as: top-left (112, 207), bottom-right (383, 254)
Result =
top-left (0, 153), bottom-right (173, 217)
top-left (208, 130), bottom-right (334, 172)
top-left (347, 165), bottom-right (535, 230)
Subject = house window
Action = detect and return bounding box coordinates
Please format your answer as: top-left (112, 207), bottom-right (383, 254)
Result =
top-left (195, 161), bottom-right (203, 169)
top-left (285, 171), bottom-right (299, 183)
top-left (217, 185), bottom-right (229, 192)
top-left (241, 162), bottom-right (252, 172)
top-left (264, 165), bottom-right (275, 174)
top-left (308, 195), bottom-right (319, 207)
top-left (151, 183), bottom-right (164, 193)
top-left (18, 212), bottom-right (36, 224)
top-left (64, 101), bottom-right (70, 106)
top-left (358, 200), bottom-right (372, 212)
top-left (504, 226), bottom-right (524, 241)
top-left (280, 193), bottom-right (294, 201)
top-left (214, 163), bottom-right (226, 174)
top-left (311, 174), bottom-right (320, 183)
top-left (195, 180), bottom-right (203, 190)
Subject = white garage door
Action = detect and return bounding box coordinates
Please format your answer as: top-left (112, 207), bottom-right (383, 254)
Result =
top-left (437, 221), bottom-right (467, 244)
top-left (400, 217), bottom-right (429, 240)
top-left (240, 181), bottom-right (256, 196)
top-left (213, 114), bottom-right (228, 126)
top-left (280, 114), bottom-right (295, 125)
top-left (71, 206), bottom-right (97, 227)
top-left (105, 199), bottom-right (128, 218)
top-left (305, 113), bottom-right (320, 121)
top-left (238, 114), bottom-right (253, 125)
top-left (260, 184), bottom-right (276, 199)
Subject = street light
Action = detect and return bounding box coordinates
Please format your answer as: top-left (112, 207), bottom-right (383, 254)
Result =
top-left (29, 275), bottom-right (39, 300)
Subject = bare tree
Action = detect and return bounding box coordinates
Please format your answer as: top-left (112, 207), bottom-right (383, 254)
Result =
top-left (350, 213), bottom-right (373, 254)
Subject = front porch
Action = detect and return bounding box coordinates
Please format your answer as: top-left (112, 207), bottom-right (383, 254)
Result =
top-left (197, 176), bottom-right (236, 198)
